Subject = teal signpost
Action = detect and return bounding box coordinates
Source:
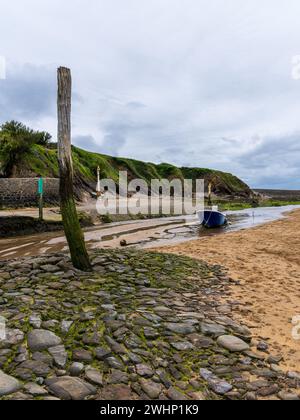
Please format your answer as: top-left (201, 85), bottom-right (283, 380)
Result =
top-left (38, 178), bottom-right (44, 221)
top-left (38, 177), bottom-right (44, 195)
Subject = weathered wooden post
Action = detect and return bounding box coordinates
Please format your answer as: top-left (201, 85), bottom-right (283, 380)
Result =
top-left (57, 67), bottom-right (92, 271)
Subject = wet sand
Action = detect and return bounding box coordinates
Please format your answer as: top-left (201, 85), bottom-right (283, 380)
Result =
top-left (0, 217), bottom-right (188, 259)
top-left (154, 209), bottom-right (300, 371)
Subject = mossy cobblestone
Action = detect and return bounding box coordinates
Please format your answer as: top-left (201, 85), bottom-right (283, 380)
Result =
top-left (0, 250), bottom-right (299, 400)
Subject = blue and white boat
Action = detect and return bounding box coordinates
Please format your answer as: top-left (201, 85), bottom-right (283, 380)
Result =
top-left (198, 206), bottom-right (227, 228)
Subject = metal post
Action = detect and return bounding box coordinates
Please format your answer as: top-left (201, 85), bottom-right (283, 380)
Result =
top-left (96, 166), bottom-right (101, 197)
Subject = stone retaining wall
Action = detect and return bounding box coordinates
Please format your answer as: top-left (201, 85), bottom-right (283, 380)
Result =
top-left (0, 178), bottom-right (60, 208)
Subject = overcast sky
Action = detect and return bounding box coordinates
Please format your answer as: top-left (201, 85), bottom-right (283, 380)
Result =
top-left (0, 0), bottom-right (300, 188)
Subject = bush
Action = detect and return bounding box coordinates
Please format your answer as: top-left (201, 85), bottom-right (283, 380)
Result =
top-left (101, 214), bottom-right (113, 224)
top-left (0, 121), bottom-right (52, 176)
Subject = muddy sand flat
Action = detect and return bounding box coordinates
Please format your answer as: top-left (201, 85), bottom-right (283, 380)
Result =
top-left (154, 209), bottom-right (300, 371)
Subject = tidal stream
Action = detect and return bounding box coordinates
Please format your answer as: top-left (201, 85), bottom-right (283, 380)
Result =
top-left (0, 205), bottom-right (299, 260)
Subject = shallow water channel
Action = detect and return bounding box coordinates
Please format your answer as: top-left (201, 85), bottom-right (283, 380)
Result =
top-left (0, 205), bottom-right (299, 260)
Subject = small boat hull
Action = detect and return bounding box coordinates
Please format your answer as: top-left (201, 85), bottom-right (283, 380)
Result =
top-left (198, 210), bottom-right (227, 228)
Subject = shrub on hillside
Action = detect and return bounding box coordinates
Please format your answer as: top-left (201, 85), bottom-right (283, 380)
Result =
top-left (0, 121), bottom-right (52, 177)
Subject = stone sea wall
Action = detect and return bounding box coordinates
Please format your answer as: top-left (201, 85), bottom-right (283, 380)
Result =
top-left (0, 178), bottom-right (60, 208)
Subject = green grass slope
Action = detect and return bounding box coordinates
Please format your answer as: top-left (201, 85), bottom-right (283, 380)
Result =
top-left (14, 144), bottom-right (253, 199)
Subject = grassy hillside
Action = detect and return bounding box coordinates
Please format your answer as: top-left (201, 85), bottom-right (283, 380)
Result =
top-left (12, 144), bottom-right (253, 199)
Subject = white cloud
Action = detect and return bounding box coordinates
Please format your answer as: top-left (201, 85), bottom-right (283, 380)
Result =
top-left (1, 0), bottom-right (300, 188)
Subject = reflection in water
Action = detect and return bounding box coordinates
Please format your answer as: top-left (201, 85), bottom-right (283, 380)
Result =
top-left (140, 205), bottom-right (300, 248)
top-left (226, 205), bottom-right (300, 231)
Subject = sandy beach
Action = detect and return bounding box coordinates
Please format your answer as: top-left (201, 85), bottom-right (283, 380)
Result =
top-left (155, 209), bottom-right (300, 371)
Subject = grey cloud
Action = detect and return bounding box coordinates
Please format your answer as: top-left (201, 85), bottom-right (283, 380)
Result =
top-left (237, 133), bottom-right (300, 169)
top-left (100, 122), bottom-right (129, 156)
top-left (0, 63), bottom-right (56, 121)
top-left (0, 63), bottom-right (84, 128)
top-left (101, 133), bottom-right (126, 156)
top-left (126, 101), bottom-right (147, 109)
top-left (73, 135), bottom-right (99, 153)
top-left (228, 133), bottom-right (300, 188)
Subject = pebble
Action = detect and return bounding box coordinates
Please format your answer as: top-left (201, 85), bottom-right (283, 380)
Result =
top-left (217, 335), bottom-right (250, 352)
top-left (45, 376), bottom-right (97, 400)
top-left (287, 371), bottom-right (300, 380)
top-left (68, 362), bottom-right (84, 377)
top-left (278, 391), bottom-right (300, 401)
top-left (2, 329), bottom-right (24, 346)
top-left (95, 347), bottom-right (112, 361)
top-left (24, 383), bottom-right (48, 396)
top-left (49, 345), bottom-right (68, 369)
top-left (144, 327), bottom-right (159, 339)
top-left (29, 315), bottom-right (42, 329)
top-left (167, 387), bottom-right (188, 400)
top-left (108, 370), bottom-right (129, 385)
top-left (61, 320), bottom-right (73, 334)
top-left (0, 370), bottom-right (21, 396)
top-left (40, 265), bottom-right (59, 273)
top-left (245, 392), bottom-right (257, 401)
top-left (136, 364), bottom-right (154, 378)
top-left (16, 360), bottom-right (51, 378)
top-left (165, 323), bottom-right (196, 335)
top-left (201, 321), bottom-right (226, 337)
top-left (72, 349), bottom-right (93, 363)
top-left (105, 357), bottom-right (124, 370)
top-left (200, 369), bottom-right (233, 395)
top-left (140, 379), bottom-right (162, 399)
top-left (267, 355), bottom-right (283, 365)
top-left (85, 368), bottom-right (103, 386)
top-left (170, 342), bottom-right (194, 351)
top-left (256, 384), bottom-right (279, 397)
top-left (257, 341), bottom-right (269, 352)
